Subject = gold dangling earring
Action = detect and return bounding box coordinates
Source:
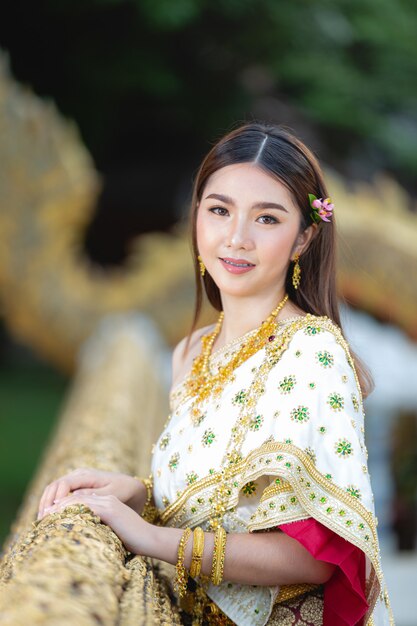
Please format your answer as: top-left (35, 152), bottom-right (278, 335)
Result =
top-left (292, 254), bottom-right (301, 289)
top-left (197, 255), bottom-right (206, 277)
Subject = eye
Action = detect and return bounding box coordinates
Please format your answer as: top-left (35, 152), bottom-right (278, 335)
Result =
top-left (209, 206), bottom-right (229, 216)
top-left (257, 214), bottom-right (278, 225)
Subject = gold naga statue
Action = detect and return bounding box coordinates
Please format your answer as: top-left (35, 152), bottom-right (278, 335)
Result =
top-left (0, 52), bottom-right (416, 624)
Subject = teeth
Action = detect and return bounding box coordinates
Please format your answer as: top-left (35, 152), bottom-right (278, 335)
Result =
top-left (223, 259), bottom-right (252, 267)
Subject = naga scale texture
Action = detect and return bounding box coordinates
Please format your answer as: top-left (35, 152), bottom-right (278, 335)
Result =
top-left (0, 315), bottom-right (181, 625)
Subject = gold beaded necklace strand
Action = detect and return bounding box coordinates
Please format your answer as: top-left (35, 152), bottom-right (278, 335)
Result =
top-left (186, 293), bottom-right (289, 420)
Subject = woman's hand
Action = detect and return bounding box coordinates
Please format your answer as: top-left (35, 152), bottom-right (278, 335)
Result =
top-left (37, 467), bottom-right (147, 520)
top-left (38, 492), bottom-right (152, 555)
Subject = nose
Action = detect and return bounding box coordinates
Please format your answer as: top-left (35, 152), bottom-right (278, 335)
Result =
top-left (225, 218), bottom-right (254, 250)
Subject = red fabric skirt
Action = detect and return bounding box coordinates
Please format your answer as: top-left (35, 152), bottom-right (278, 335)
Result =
top-left (279, 519), bottom-right (369, 626)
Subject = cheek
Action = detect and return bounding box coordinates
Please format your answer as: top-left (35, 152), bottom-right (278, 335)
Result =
top-left (196, 211), bottom-right (218, 250)
top-left (257, 227), bottom-right (296, 264)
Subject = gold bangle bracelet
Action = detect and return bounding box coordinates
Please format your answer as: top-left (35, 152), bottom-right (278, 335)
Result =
top-left (133, 474), bottom-right (153, 506)
top-left (211, 526), bottom-right (227, 586)
top-left (133, 474), bottom-right (158, 524)
top-left (189, 527), bottom-right (205, 578)
top-left (174, 527), bottom-right (192, 598)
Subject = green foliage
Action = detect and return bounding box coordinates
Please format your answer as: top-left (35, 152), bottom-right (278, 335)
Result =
top-left (0, 364), bottom-right (68, 547)
top-left (19, 0), bottom-right (417, 180)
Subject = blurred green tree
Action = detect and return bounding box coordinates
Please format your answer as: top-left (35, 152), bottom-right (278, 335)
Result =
top-left (0, 0), bottom-right (416, 253)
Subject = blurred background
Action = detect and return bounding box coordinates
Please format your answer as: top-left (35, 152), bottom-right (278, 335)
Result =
top-left (0, 1), bottom-right (416, 624)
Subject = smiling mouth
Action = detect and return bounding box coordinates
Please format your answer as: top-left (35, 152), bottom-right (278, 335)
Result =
top-left (220, 258), bottom-right (255, 267)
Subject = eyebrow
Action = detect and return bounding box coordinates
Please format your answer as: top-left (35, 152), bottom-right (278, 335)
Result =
top-left (204, 192), bottom-right (288, 213)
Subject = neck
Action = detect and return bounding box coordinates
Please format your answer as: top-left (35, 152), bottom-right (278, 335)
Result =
top-left (213, 291), bottom-right (290, 350)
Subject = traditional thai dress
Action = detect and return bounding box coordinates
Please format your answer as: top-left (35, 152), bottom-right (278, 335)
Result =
top-left (150, 314), bottom-right (394, 626)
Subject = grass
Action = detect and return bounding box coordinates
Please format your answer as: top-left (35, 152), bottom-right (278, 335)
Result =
top-left (0, 361), bottom-right (68, 548)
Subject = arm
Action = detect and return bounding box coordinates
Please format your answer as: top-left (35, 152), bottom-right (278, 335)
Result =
top-left (140, 523), bottom-right (335, 587)
top-left (41, 491), bottom-right (333, 586)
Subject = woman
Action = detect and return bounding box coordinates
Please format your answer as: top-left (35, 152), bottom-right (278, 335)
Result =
top-left (37, 122), bottom-right (393, 625)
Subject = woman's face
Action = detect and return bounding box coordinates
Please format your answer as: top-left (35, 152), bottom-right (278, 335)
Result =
top-left (196, 163), bottom-right (313, 300)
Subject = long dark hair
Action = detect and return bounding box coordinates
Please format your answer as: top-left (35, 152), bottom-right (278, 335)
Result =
top-left (186, 121), bottom-right (373, 397)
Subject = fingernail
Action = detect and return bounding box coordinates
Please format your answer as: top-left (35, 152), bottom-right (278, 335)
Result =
top-left (53, 498), bottom-right (60, 503)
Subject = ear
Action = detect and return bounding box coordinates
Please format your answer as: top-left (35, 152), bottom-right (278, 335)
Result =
top-left (291, 223), bottom-right (317, 258)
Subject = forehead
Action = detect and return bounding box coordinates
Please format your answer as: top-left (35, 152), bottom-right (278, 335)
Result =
top-left (202, 163), bottom-right (297, 210)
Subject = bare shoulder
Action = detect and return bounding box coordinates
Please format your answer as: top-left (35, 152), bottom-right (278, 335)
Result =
top-left (171, 324), bottom-right (214, 389)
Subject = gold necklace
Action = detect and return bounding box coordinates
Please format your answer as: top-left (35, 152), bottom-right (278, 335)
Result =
top-left (186, 294), bottom-right (289, 420)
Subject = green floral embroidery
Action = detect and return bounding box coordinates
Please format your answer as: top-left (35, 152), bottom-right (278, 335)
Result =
top-left (290, 405), bottom-right (310, 423)
top-left (295, 350), bottom-right (302, 357)
top-left (279, 375), bottom-right (296, 394)
top-left (346, 485), bottom-right (361, 499)
top-left (273, 410), bottom-right (280, 419)
top-left (186, 471), bottom-right (199, 485)
top-left (325, 473), bottom-right (333, 480)
top-left (327, 392), bottom-right (344, 411)
top-left (159, 433), bottom-right (171, 450)
top-left (242, 481), bottom-right (257, 496)
top-left (249, 414), bottom-right (264, 431)
top-left (304, 325), bottom-right (322, 336)
top-left (335, 439), bottom-right (353, 458)
top-left (316, 350), bottom-right (334, 368)
top-left (284, 438), bottom-right (293, 444)
top-left (202, 429), bottom-right (216, 446)
top-left (168, 452), bottom-right (180, 471)
top-left (318, 426), bottom-right (327, 434)
top-left (351, 393), bottom-right (359, 412)
top-left (308, 382), bottom-right (316, 389)
top-left (232, 390), bottom-right (247, 405)
top-left (305, 447), bottom-right (317, 464)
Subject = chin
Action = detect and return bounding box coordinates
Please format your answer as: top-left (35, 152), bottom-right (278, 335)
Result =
top-left (213, 281), bottom-right (258, 299)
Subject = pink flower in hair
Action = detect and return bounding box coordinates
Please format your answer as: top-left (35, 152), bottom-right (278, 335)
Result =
top-left (308, 194), bottom-right (334, 223)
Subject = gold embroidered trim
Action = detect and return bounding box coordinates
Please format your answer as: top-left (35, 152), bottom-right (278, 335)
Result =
top-left (260, 480), bottom-right (293, 502)
top-left (276, 583), bottom-right (319, 604)
top-left (160, 436), bottom-right (375, 537)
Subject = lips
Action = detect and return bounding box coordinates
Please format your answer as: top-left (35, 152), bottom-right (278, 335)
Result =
top-left (220, 257), bottom-right (255, 267)
top-left (218, 257), bottom-right (256, 275)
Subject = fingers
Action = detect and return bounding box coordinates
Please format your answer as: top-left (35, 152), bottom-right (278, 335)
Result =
top-left (40, 493), bottom-right (97, 519)
top-left (37, 468), bottom-right (100, 520)
top-left (40, 493), bottom-right (117, 521)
